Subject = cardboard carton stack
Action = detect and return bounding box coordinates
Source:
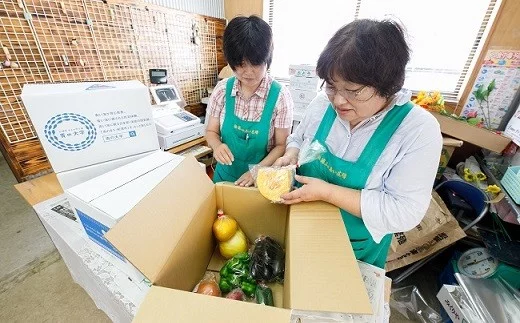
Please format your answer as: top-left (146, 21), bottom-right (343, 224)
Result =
top-left (289, 64), bottom-right (320, 128)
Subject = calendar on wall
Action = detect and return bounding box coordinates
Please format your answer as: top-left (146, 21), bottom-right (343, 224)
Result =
top-left (461, 50), bottom-right (520, 130)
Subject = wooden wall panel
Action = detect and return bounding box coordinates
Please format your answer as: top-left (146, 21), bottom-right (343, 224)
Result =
top-left (25, 0), bottom-right (105, 81)
top-left (0, 0), bottom-right (226, 181)
top-left (224, 0), bottom-right (263, 19)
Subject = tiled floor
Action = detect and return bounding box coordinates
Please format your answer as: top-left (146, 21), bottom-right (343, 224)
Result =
top-left (0, 153), bottom-right (446, 322)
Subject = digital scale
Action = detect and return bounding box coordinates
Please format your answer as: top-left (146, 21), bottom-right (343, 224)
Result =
top-left (149, 72), bottom-right (205, 150)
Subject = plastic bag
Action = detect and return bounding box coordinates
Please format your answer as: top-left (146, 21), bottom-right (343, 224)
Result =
top-left (390, 285), bottom-right (442, 323)
top-left (298, 138), bottom-right (327, 166)
top-left (192, 272), bottom-right (221, 297)
top-left (219, 252), bottom-right (257, 297)
top-left (251, 165), bottom-right (296, 203)
top-left (249, 236), bottom-right (285, 283)
top-left (255, 283), bottom-right (274, 306)
top-left (225, 288), bottom-right (246, 301)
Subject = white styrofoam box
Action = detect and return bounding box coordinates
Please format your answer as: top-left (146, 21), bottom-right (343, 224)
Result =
top-left (66, 151), bottom-right (185, 278)
top-left (21, 80), bottom-right (160, 174)
top-left (290, 75), bottom-right (320, 92)
top-left (437, 285), bottom-right (483, 323)
top-left (290, 89), bottom-right (317, 104)
top-left (289, 64), bottom-right (317, 78)
top-left (56, 151), bottom-right (156, 190)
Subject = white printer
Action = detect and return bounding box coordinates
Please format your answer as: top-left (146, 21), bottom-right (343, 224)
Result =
top-left (150, 84), bottom-right (205, 150)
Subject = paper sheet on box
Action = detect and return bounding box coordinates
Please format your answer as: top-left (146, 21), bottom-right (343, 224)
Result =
top-left (33, 195), bottom-right (151, 323)
top-left (290, 261), bottom-right (389, 323)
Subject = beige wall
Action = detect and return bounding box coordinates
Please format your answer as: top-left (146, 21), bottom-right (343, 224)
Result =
top-left (224, 0), bottom-right (263, 20)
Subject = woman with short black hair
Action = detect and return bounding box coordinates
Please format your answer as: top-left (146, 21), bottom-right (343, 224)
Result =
top-left (275, 19), bottom-right (442, 268)
top-left (206, 15), bottom-right (293, 186)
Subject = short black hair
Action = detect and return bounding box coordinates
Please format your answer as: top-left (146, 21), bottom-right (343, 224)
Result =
top-left (317, 19), bottom-right (410, 98)
top-left (223, 15), bottom-right (273, 70)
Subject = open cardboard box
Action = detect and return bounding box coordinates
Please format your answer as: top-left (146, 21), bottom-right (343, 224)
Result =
top-left (431, 112), bottom-right (511, 153)
top-left (105, 157), bottom-right (371, 322)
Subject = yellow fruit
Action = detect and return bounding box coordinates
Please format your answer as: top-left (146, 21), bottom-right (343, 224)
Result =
top-left (256, 167), bottom-right (293, 202)
top-left (213, 210), bottom-right (238, 242)
top-left (219, 229), bottom-right (247, 259)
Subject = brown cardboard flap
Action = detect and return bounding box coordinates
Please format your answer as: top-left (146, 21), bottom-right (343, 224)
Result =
top-left (286, 202), bottom-right (372, 315)
top-left (106, 157), bottom-right (214, 284)
top-left (432, 112), bottom-right (510, 153)
top-left (134, 286), bottom-right (292, 323)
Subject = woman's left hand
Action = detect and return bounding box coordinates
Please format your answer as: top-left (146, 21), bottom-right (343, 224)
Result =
top-left (235, 171), bottom-right (254, 187)
top-left (280, 175), bottom-right (330, 204)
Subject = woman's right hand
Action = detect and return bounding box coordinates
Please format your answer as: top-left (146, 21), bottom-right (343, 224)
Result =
top-left (273, 155), bottom-right (298, 167)
top-left (214, 143), bottom-right (234, 165)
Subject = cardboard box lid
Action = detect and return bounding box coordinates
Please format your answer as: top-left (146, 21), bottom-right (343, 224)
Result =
top-left (432, 112), bottom-right (511, 153)
top-left (105, 156), bottom-right (213, 283)
top-left (67, 151), bottom-right (183, 221)
top-left (286, 202), bottom-right (372, 315)
top-left (22, 80), bottom-right (145, 96)
top-left (134, 286), bottom-right (292, 322)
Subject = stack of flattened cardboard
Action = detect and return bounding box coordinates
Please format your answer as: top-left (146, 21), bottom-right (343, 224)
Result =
top-left (386, 192), bottom-right (466, 272)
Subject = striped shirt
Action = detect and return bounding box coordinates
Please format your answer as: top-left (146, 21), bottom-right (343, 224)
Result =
top-left (207, 75), bottom-right (294, 150)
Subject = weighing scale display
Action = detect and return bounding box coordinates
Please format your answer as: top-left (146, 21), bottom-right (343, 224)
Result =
top-left (149, 68), bottom-right (167, 84)
top-left (175, 111), bottom-right (198, 122)
top-left (155, 88), bottom-right (179, 102)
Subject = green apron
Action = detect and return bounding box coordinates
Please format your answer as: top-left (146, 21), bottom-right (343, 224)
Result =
top-left (213, 77), bottom-right (282, 183)
top-left (299, 102), bottom-right (413, 268)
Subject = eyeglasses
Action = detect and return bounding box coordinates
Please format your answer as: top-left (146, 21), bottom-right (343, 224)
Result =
top-left (320, 81), bottom-right (375, 102)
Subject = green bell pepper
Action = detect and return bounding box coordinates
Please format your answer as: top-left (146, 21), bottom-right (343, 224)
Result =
top-left (219, 253), bottom-right (257, 297)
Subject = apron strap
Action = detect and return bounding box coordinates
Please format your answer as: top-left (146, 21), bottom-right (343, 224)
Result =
top-left (314, 104), bottom-right (337, 143)
top-left (358, 101), bottom-right (413, 169)
top-left (224, 77), bottom-right (237, 122)
top-left (259, 80), bottom-right (282, 123)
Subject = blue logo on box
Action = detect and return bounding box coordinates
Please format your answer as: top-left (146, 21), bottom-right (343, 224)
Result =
top-left (76, 209), bottom-right (124, 260)
top-left (44, 113), bottom-right (97, 151)
top-left (129, 131), bottom-right (136, 137)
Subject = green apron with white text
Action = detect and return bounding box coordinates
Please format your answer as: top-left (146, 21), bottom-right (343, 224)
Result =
top-left (213, 77), bottom-right (281, 183)
top-left (298, 102), bottom-right (413, 268)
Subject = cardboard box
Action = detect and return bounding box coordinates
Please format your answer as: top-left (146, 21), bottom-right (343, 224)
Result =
top-left (67, 151), bottom-right (186, 279)
top-left (437, 285), bottom-right (481, 323)
top-left (290, 75), bottom-right (320, 92)
top-left (431, 112), bottom-right (511, 153)
top-left (103, 156), bottom-right (372, 321)
top-left (290, 89), bottom-right (318, 104)
top-left (289, 64), bottom-right (317, 78)
top-left (22, 80), bottom-right (160, 188)
top-left (33, 195), bottom-right (150, 321)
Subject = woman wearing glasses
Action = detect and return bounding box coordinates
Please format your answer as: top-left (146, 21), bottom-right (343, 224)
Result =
top-left (274, 19), bottom-right (442, 268)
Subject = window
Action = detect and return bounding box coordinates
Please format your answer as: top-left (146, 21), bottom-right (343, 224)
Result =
top-left (265, 0), bottom-right (500, 101)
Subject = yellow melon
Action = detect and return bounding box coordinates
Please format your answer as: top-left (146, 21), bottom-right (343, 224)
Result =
top-left (256, 167), bottom-right (293, 202)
